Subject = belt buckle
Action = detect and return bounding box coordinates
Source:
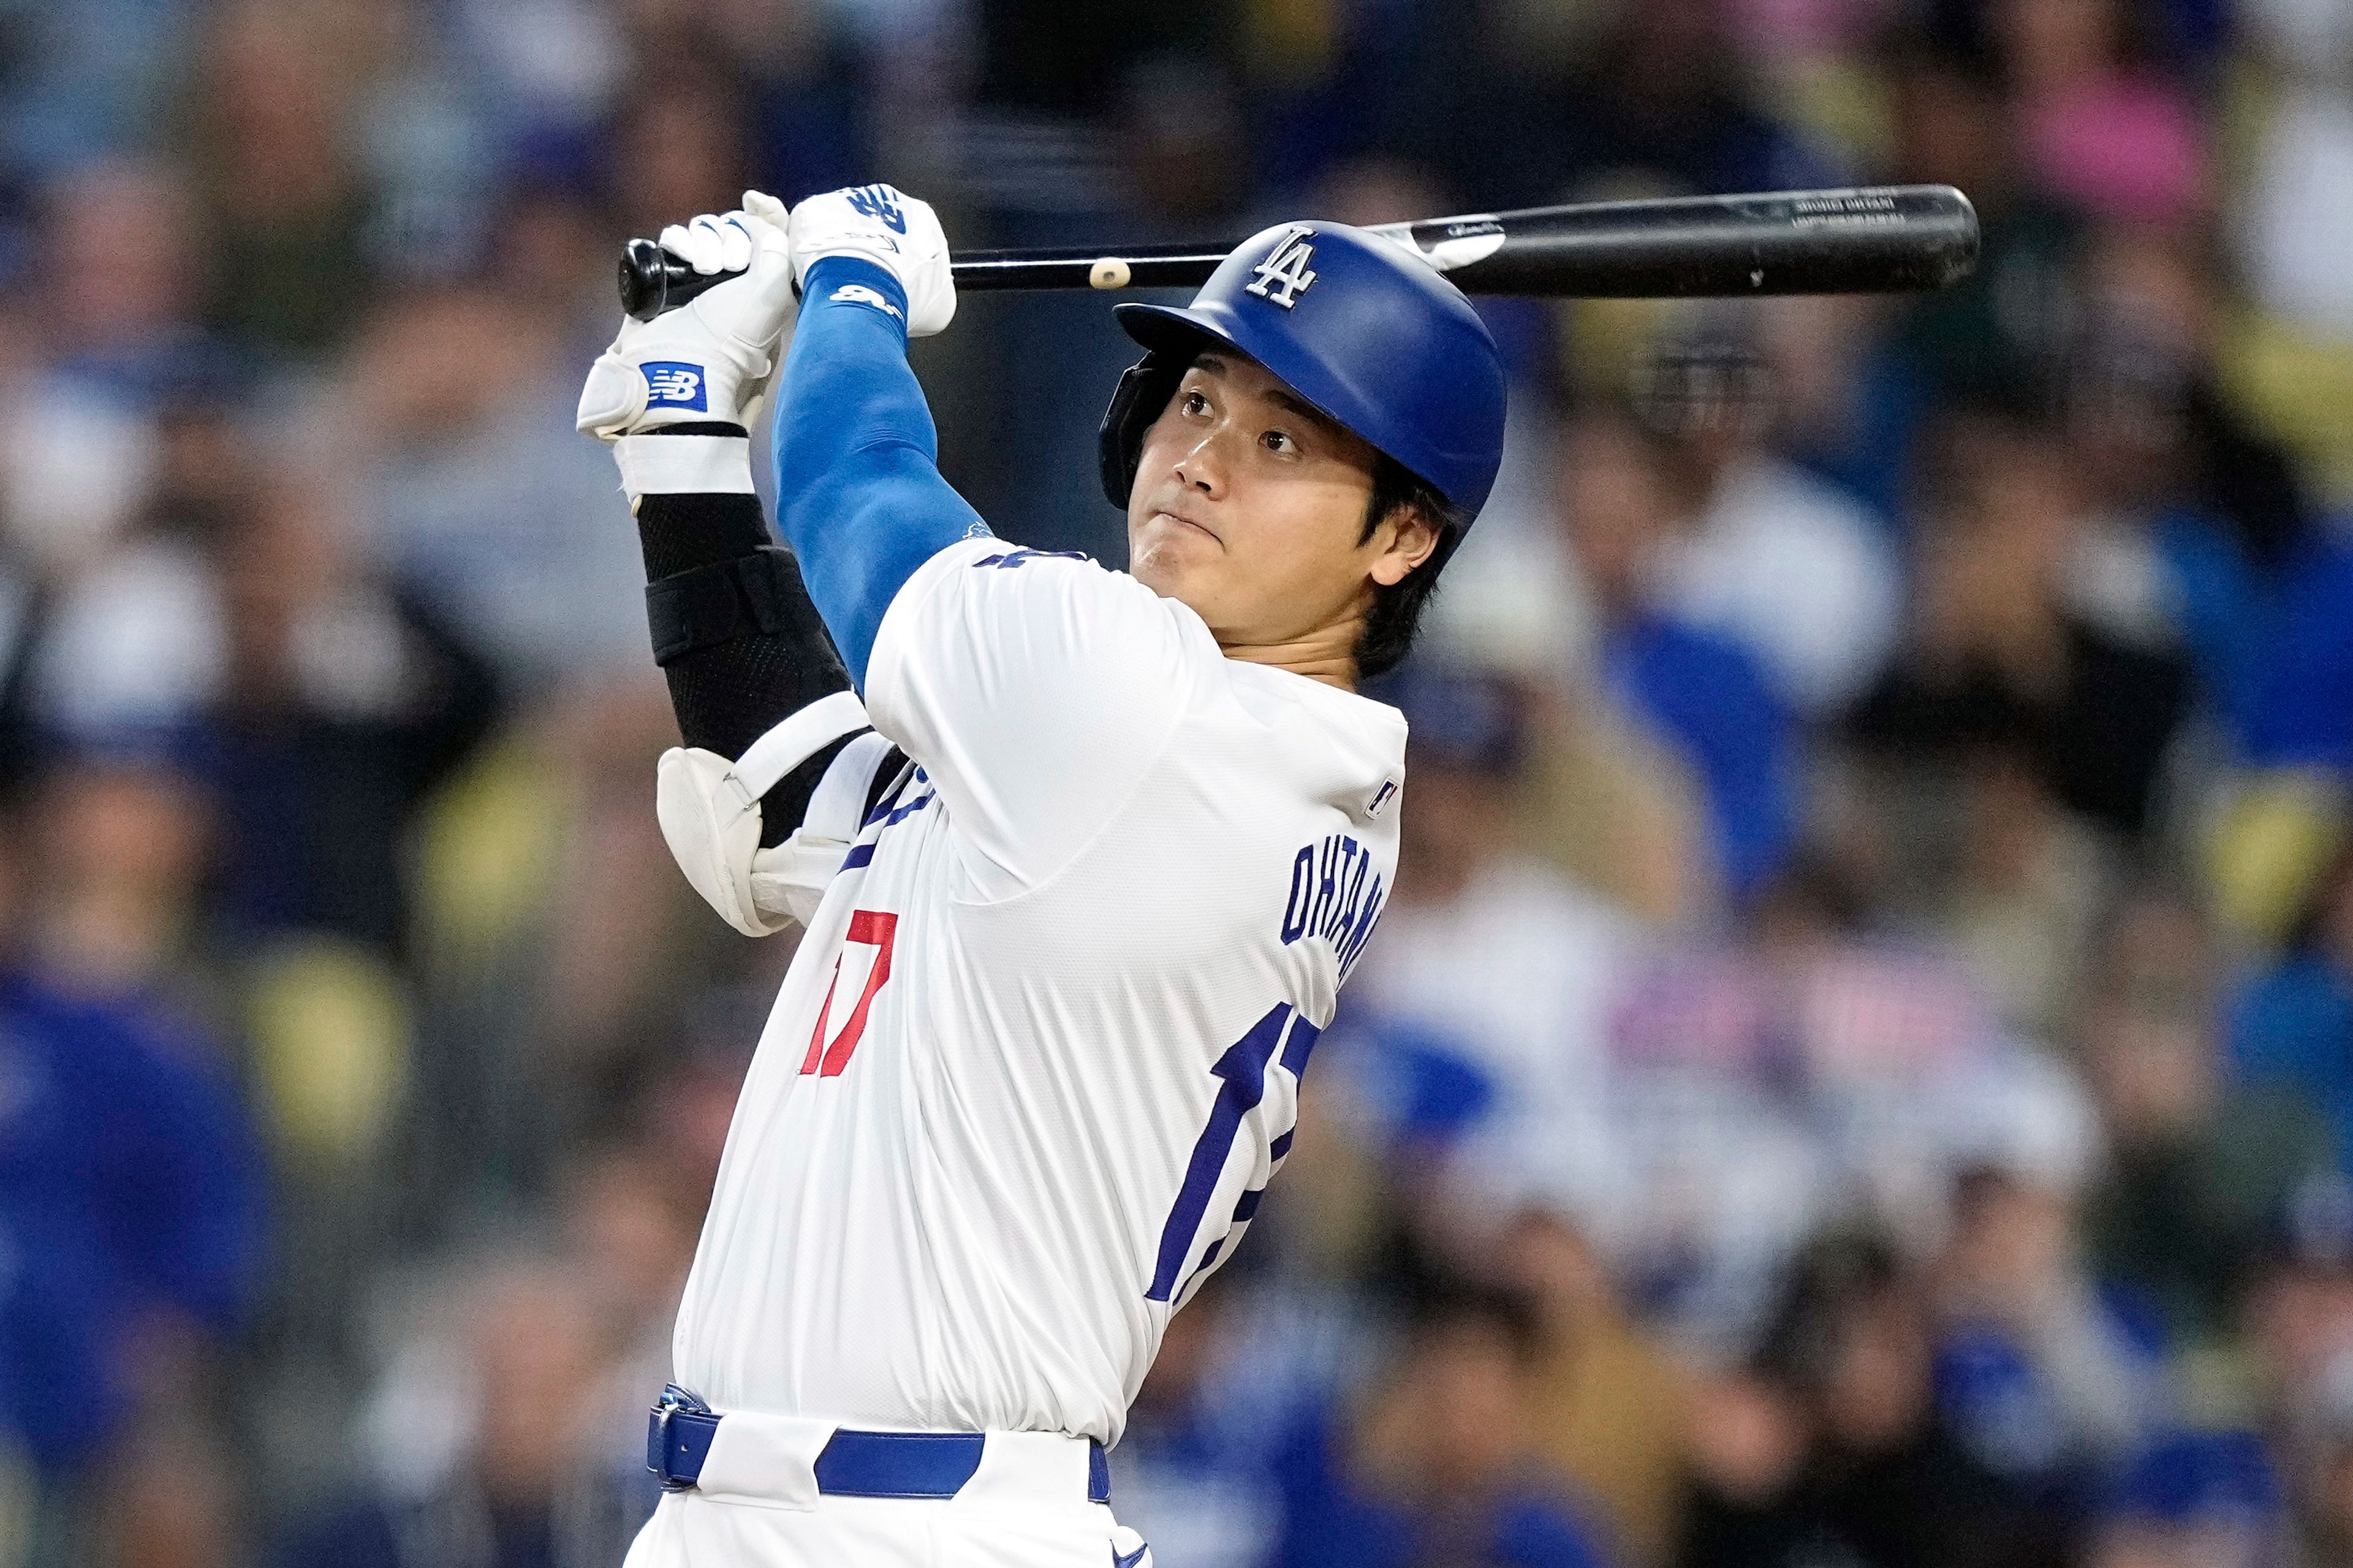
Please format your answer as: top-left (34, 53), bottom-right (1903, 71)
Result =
top-left (647, 1385), bottom-right (710, 1490)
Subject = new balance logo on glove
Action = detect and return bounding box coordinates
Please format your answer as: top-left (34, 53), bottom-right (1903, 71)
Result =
top-left (644, 362), bottom-right (708, 409)
top-left (846, 186), bottom-right (908, 235)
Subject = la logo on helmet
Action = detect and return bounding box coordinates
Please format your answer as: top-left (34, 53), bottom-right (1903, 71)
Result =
top-left (1245, 227), bottom-right (1319, 309)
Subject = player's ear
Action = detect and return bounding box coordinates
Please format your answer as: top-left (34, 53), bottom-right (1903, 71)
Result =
top-left (1367, 502), bottom-right (1440, 588)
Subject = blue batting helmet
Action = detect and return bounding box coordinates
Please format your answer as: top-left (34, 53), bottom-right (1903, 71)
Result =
top-left (1098, 221), bottom-right (1509, 547)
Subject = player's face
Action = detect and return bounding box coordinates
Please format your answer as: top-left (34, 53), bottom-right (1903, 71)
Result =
top-left (1126, 353), bottom-right (1435, 661)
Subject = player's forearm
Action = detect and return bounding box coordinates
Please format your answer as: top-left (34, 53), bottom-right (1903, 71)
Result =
top-left (771, 257), bottom-right (985, 685)
top-left (620, 425), bottom-right (863, 844)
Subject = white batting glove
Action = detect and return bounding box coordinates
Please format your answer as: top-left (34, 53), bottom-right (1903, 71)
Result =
top-left (788, 184), bottom-right (955, 338)
top-left (576, 191), bottom-right (797, 440)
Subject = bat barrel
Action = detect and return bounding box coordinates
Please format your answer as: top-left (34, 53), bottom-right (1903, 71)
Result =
top-left (944, 186), bottom-right (1977, 298)
top-left (1430, 185), bottom-right (1978, 297)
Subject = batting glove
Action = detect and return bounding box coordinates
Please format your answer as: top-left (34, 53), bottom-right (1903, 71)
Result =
top-left (576, 191), bottom-right (797, 441)
top-left (789, 184), bottom-right (955, 337)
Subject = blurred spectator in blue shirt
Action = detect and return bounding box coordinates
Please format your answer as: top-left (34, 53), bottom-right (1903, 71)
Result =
top-left (2231, 841), bottom-right (2353, 1181)
top-left (2084, 1430), bottom-right (2284, 1568)
top-left (1558, 403), bottom-right (1800, 901)
top-left (0, 949), bottom-right (265, 1477)
top-left (0, 0), bottom-right (195, 180)
top-left (2053, 222), bottom-right (2335, 756)
top-left (1932, 1166), bottom-right (2167, 1499)
top-left (0, 725), bottom-right (266, 1493)
top-left (2060, 312), bottom-right (2262, 718)
top-left (1275, 1278), bottom-right (1611, 1568)
top-left (2237, 542), bottom-right (2353, 775)
top-left (41, 159), bottom-right (249, 417)
top-left (1113, 1280), bottom-right (1296, 1568)
top-left (1629, 333), bottom-right (1901, 722)
top-left (1677, 1231), bottom-right (2073, 1568)
top-left (0, 159), bottom-right (249, 595)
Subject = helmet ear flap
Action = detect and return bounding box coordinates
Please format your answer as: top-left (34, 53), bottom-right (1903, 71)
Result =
top-left (1097, 351), bottom-right (1188, 510)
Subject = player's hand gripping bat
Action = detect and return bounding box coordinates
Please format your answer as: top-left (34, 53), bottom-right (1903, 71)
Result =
top-left (620, 184), bottom-right (1976, 320)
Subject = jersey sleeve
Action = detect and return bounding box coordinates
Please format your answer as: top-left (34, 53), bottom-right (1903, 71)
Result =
top-left (751, 730), bottom-right (904, 926)
top-left (862, 537), bottom-right (1201, 894)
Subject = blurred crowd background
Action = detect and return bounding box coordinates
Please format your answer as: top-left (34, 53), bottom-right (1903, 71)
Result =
top-left (7, 0), bottom-right (2353, 1564)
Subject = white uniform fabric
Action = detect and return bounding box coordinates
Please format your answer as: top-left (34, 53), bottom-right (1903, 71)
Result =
top-left (672, 537), bottom-right (1406, 1449)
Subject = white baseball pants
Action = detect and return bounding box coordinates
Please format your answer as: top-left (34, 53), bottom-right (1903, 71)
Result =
top-left (620, 1425), bottom-right (1151, 1568)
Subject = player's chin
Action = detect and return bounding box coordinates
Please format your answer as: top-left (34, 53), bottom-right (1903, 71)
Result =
top-left (1129, 515), bottom-right (1222, 592)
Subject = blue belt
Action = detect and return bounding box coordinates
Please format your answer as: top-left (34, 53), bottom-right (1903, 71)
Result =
top-left (646, 1387), bottom-right (1111, 1503)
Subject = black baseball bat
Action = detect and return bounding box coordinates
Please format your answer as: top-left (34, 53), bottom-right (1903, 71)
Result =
top-left (619, 185), bottom-right (1977, 321)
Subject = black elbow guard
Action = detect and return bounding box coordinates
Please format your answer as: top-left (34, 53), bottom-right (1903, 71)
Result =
top-left (646, 547), bottom-right (839, 670)
top-left (632, 492), bottom-right (858, 846)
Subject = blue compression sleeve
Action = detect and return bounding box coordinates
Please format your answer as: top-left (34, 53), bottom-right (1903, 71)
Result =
top-left (771, 257), bottom-right (988, 684)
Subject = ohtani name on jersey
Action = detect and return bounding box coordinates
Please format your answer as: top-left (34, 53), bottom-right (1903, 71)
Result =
top-left (1279, 833), bottom-right (1385, 979)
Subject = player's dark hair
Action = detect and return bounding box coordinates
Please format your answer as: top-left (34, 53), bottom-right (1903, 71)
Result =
top-left (1355, 456), bottom-right (1463, 680)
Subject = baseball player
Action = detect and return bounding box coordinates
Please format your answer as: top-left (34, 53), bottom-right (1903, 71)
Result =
top-left (574, 183), bottom-right (1507, 1566)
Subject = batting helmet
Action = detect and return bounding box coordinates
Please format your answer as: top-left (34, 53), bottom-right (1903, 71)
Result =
top-left (1098, 220), bottom-right (1509, 548)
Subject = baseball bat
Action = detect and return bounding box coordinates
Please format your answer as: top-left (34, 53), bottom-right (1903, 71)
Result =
top-left (620, 185), bottom-right (1976, 321)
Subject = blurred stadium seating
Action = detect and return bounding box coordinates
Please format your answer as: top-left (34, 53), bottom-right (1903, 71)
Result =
top-left (7, 1), bottom-right (2353, 1564)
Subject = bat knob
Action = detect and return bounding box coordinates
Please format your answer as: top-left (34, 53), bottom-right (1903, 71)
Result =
top-left (1089, 257), bottom-right (1133, 290)
top-left (620, 237), bottom-right (670, 320)
top-left (619, 237), bottom-right (731, 321)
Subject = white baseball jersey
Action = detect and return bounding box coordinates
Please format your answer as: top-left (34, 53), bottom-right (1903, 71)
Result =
top-left (671, 536), bottom-right (1406, 1445)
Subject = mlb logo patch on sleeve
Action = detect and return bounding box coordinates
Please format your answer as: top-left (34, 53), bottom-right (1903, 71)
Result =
top-left (643, 362), bottom-right (708, 411)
